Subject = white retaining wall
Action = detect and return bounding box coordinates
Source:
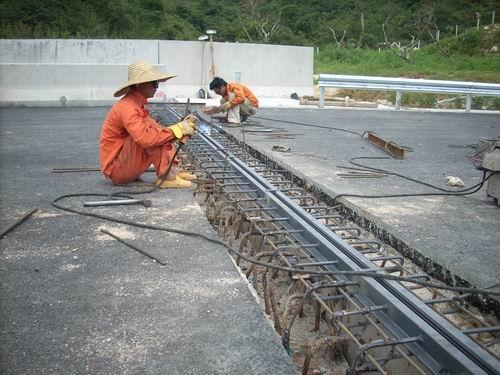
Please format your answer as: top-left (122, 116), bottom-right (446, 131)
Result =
top-left (0, 39), bottom-right (313, 106)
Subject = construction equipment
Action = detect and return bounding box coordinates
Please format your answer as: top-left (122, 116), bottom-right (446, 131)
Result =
top-left (482, 137), bottom-right (500, 206)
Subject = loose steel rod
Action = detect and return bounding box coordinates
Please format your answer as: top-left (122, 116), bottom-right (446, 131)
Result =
top-left (251, 217), bottom-right (290, 222)
top-left (100, 229), bottom-right (167, 266)
top-left (294, 260), bottom-right (339, 267)
top-left (333, 305), bottom-right (388, 320)
top-left (0, 208), bottom-right (38, 239)
top-left (462, 326), bottom-right (500, 335)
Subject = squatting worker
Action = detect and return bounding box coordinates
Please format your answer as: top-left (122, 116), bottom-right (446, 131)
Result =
top-left (202, 77), bottom-right (258, 127)
top-left (99, 61), bottom-right (197, 189)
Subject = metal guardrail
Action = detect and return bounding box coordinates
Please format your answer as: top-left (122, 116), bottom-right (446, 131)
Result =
top-left (318, 74), bottom-right (500, 111)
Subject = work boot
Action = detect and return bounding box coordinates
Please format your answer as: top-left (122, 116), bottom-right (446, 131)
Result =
top-left (227, 122), bottom-right (241, 128)
top-left (212, 116), bottom-right (228, 124)
top-left (112, 178), bottom-right (147, 187)
top-left (155, 176), bottom-right (192, 189)
top-left (178, 171), bottom-right (197, 181)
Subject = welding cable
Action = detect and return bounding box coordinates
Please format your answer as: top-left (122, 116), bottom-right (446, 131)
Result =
top-left (248, 116), bottom-right (417, 153)
top-left (250, 116), bottom-right (413, 152)
top-left (348, 156), bottom-right (488, 193)
top-left (334, 170), bottom-right (492, 204)
top-left (50, 194), bottom-right (500, 297)
top-left (251, 115), bottom-right (365, 137)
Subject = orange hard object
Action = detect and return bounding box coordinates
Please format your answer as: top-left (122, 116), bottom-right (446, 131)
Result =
top-left (99, 90), bottom-right (178, 184)
top-left (225, 83), bottom-right (259, 108)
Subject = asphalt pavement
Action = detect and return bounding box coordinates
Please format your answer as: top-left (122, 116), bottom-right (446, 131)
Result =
top-left (0, 107), bottom-right (297, 374)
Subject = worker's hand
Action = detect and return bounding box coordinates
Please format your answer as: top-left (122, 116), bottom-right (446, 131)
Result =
top-left (183, 114), bottom-right (199, 126)
top-left (218, 102), bottom-right (232, 112)
top-left (202, 106), bottom-right (219, 115)
top-left (183, 115), bottom-right (199, 132)
top-left (168, 119), bottom-right (197, 139)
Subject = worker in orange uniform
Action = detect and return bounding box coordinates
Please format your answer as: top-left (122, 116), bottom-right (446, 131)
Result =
top-left (99, 61), bottom-right (197, 188)
top-left (202, 77), bottom-right (258, 127)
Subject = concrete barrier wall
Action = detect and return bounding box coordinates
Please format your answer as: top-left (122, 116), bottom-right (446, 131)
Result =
top-left (1, 63), bottom-right (137, 104)
top-left (0, 39), bottom-right (313, 106)
top-left (0, 39), bottom-right (159, 64)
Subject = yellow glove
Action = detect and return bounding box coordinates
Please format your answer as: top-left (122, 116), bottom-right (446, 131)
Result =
top-left (219, 102), bottom-right (232, 112)
top-left (183, 115), bottom-right (199, 129)
top-left (168, 118), bottom-right (197, 139)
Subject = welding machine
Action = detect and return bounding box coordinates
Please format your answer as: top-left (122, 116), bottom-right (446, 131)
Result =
top-left (482, 137), bottom-right (500, 206)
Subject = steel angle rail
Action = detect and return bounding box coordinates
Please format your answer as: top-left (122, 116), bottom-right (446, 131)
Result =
top-left (220, 136), bottom-right (500, 374)
top-left (192, 130), bottom-right (499, 374)
top-left (157, 105), bottom-right (498, 373)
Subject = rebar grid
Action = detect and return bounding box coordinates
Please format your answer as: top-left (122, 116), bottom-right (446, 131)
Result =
top-left (191, 130), bottom-right (500, 358)
top-left (151, 105), bottom-right (499, 373)
top-left (186, 139), bottom-right (428, 374)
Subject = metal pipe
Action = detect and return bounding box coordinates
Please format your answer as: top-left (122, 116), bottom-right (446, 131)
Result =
top-left (83, 199), bottom-right (152, 207)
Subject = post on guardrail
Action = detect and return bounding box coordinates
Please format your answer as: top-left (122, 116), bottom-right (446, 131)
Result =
top-left (395, 91), bottom-right (402, 110)
top-left (465, 94), bottom-right (472, 112)
top-left (319, 86), bottom-right (325, 108)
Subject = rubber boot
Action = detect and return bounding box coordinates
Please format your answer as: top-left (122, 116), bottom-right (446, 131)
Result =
top-left (155, 176), bottom-right (192, 189)
top-left (178, 172), bottom-right (197, 181)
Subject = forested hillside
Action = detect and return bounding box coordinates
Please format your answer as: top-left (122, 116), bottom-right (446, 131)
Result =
top-left (1, 0), bottom-right (498, 49)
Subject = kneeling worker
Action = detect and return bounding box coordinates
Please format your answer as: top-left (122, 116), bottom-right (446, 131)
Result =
top-left (203, 77), bottom-right (258, 126)
top-left (99, 61), bottom-right (197, 188)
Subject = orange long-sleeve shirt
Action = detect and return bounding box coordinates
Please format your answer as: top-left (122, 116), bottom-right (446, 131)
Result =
top-left (224, 83), bottom-right (259, 108)
top-left (99, 90), bottom-right (176, 177)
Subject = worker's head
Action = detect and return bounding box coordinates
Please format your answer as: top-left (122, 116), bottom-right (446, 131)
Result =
top-left (114, 61), bottom-right (177, 98)
top-left (209, 77), bottom-right (227, 96)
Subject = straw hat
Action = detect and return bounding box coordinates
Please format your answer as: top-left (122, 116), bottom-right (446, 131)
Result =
top-left (114, 61), bottom-right (177, 97)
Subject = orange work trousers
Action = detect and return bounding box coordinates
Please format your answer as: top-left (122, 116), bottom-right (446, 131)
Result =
top-left (109, 136), bottom-right (177, 184)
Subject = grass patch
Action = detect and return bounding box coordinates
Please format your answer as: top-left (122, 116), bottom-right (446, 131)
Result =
top-left (314, 36), bottom-right (500, 110)
top-left (315, 46), bottom-right (500, 82)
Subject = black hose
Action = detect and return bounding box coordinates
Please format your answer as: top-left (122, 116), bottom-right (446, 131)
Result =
top-left (334, 170), bottom-right (492, 203)
top-left (50, 193), bottom-right (500, 297)
top-left (48, 113), bottom-right (497, 296)
top-left (348, 156), bottom-right (487, 193)
top-left (252, 115), bottom-right (365, 137)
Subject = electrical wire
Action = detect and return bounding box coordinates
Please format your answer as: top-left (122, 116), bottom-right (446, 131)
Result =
top-left (248, 117), bottom-right (490, 202)
top-left (252, 115), bottom-right (365, 137)
top-left (251, 116), bottom-right (411, 152)
top-left (348, 156), bottom-right (488, 193)
top-left (47, 113), bottom-right (498, 298)
top-left (334, 170), bottom-right (492, 203)
top-left (50, 193), bottom-right (500, 297)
